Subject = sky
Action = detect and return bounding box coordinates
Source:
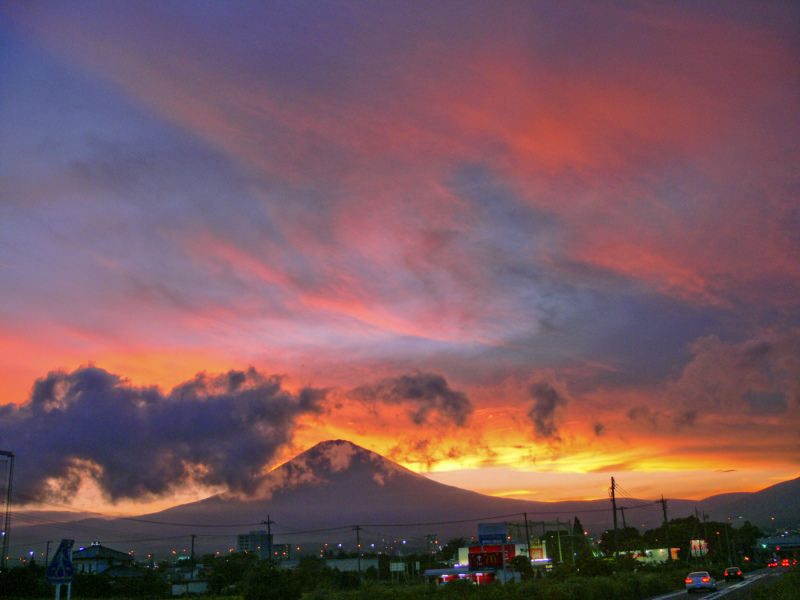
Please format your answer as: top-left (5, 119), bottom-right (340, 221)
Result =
top-left (1, 1), bottom-right (799, 517)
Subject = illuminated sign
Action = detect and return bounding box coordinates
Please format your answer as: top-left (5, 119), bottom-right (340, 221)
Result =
top-left (478, 523), bottom-right (507, 544)
top-left (468, 544), bottom-right (516, 570)
top-left (690, 540), bottom-right (708, 557)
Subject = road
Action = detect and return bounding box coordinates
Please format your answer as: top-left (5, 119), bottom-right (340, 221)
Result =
top-left (648, 568), bottom-right (788, 600)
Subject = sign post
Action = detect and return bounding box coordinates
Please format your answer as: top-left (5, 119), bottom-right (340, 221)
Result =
top-left (46, 539), bottom-right (75, 600)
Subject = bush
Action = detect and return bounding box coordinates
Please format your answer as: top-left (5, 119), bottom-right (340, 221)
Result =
top-left (0, 564), bottom-right (52, 598)
top-left (242, 563), bottom-right (301, 600)
top-left (746, 565), bottom-right (800, 600)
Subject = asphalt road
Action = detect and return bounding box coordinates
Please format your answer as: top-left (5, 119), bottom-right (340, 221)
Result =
top-left (649, 568), bottom-right (788, 600)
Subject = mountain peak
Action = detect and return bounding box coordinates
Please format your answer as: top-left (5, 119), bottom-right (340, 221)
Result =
top-left (302, 439), bottom-right (365, 465)
top-left (245, 440), bottom-right (423, 500)
top-left (293, 439), bottom-right (420, 478)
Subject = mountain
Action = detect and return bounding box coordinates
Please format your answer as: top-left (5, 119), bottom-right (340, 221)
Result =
top-left (698, 477), bottom-right (800, 525)
top-left (145, 439), bottom-right (617, 543)
top-left (7, 441), bottom-right (799, 562)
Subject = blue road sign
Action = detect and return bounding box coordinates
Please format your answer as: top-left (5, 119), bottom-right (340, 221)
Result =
top-left (46, 539), bottom-right (75, 584)
top-left (478, 522), bottom-right (508, 544)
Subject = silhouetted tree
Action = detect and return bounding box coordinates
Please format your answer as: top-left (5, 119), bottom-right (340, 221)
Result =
top-left (294, 555), bottom-right (333, 591)
top-left (0, 561), bottom-right (51, 598)
top-left (510, 554), bottom-right (535, 579)
top-left (440, 537), bottom-right (466, 561)
top-left (573, 516), bottom-right (588, 549)
top-left (203, 551), bottom-right (258, 593)
top-left (598, 526), bottom-right (642, 555)
top-left (242, 562), bottom-right (301, 600)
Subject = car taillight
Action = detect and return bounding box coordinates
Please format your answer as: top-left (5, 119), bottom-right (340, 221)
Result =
top-left (685, 578), bottom-right (692, 584)
top-left (702, 577), bottom-right (710, 582)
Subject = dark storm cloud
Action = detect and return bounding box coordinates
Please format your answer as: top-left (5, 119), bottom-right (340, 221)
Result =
top-left (0, 366), bottom-right (326, 502)
top-left (527, 382), bottom-right (567, 440)
top-left (352, 372), bottom-right (473, 427)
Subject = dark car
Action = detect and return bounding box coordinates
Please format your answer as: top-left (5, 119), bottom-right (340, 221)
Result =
top-left (724, 566), bottom-right (743, 581)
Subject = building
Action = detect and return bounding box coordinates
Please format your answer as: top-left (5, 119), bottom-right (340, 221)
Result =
top-left (169, 563), bottom-right (210, 596)
top-left (272, 543), bottom-right (291, 561)
top-left (72, 542), bottom-right (135, 575)
top-left (627, 548), bottom-right (678, 564)
top-left (758, 534), bottom-right (800, 560)
top-left (237, 530), bottom-right (273, 560)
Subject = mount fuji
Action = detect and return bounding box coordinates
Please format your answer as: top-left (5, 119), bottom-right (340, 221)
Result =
top-left (8, 440), bottom-right (799, 561)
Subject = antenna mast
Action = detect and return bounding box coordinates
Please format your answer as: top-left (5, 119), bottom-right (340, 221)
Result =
top-left (1, 451), bottom-right (14, 571)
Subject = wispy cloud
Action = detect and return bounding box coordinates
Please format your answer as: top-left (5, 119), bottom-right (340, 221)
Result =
top-left (1, 1), bottom-right (798, 506)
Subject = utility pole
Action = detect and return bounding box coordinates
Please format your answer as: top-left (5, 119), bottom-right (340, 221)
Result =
top-left (353, 526), bottom-right (362, 577)
top-left (190, 534), bottom-right (196, 562)
top-left (524, 513), bottom-right (531, 560)
top-left (426, 533), bottom-right (438, 562)
top-left (610, 477), bottom-right (618, 559)
top-left (619, 507), bottom-right (627, 528)
top-left (555, 518), bottom-right (563, 563)
top-left (660, 495), bottom-right (670, 560)
top-left (568, 518), bottom-right (575, 565)
top-left (261, 516), bottom-right (274, 562)
top-left (1, 451), bottom-right (14, 572)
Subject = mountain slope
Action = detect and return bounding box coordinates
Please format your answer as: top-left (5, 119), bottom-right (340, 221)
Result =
top-left (9, 441), bottom-right (798, 561)
top-left (699, 477), bottom-right (800, 525)
top-left (159, 439), bottom-right (581, 529)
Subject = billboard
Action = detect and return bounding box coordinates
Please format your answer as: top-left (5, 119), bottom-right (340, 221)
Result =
top-left (529, 542), bottom-right (546, 560)
top-left (690, 540), bottom-right (708, 557)
top-left (478, 523), bottom-right (507, 544)
top-left (468, 544), bottom-right (516, 570)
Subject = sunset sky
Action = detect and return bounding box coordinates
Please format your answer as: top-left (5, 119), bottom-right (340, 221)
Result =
top-left (1, 1), bottom-right (799, 517)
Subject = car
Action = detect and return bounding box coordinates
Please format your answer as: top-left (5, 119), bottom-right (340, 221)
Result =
top-left (724, 566), bottom-right (743, 581)
top-left (685, 571), bottom-right (717, 594)
top-left (781, 558), bottom-right (790, 567)
top-left (768, 558), bottom-right (779, 567)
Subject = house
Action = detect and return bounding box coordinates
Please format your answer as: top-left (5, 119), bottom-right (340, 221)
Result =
top-left (72, 542), bottom-right (135, 575)
top-left (169, 563), bottom-right (210, 596)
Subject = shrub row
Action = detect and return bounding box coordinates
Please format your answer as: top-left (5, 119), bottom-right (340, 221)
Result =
top-left (745, 566), bottom-right (800, 600)
top-left (302, 569), bottom-right (682, 600)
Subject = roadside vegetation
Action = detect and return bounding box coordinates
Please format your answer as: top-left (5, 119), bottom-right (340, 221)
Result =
top-left (0, 516), bottom-right (789, 600)
top-left (2, 555), bottom-right (771, 600)
top-left (745, 564), bottom-right (800, 600)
